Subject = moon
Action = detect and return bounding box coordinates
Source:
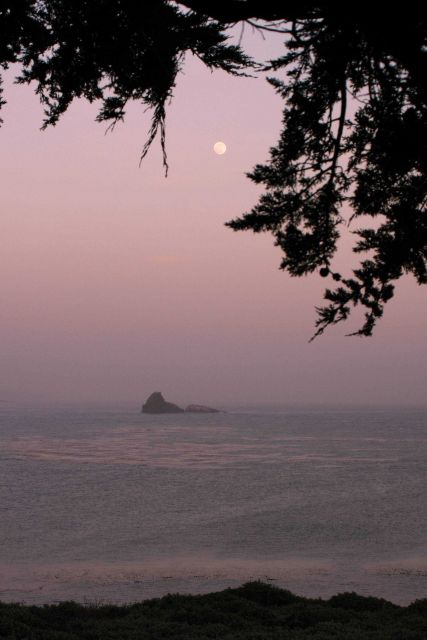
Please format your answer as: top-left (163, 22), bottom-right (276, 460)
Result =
top-left (213, 141), bottom-right (227, 155)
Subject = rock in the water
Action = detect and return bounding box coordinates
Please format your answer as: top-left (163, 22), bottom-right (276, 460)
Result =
top-left (185, 404), bottom-right (220, 413)
top-left (142, 392), bottom-right (184, 414)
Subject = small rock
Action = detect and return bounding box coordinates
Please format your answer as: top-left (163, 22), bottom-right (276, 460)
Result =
top-left (185, 404), bottom-right (220, 413)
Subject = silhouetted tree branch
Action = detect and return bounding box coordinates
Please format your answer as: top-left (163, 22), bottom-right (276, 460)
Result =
top-left (1, 2), bottom-right (426, 337)
top-left (225, 8), bottom-right (427, 337)
top-left (1, 1), bottom-right (250, 170)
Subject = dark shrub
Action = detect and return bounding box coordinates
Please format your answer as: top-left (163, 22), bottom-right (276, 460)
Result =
top-left (407, 599), bottom-right (427, 615)
top-left (235, 581), bottom-right (300, 606)
top-left (328, 592), bottom-right (397, 612)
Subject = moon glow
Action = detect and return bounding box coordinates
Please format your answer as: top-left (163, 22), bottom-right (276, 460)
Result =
top-left (213, 141), bottom-right (227, 155)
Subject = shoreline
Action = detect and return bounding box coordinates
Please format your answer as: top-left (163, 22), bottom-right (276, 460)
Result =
top-left (1, 555), bottom-right (426, 607)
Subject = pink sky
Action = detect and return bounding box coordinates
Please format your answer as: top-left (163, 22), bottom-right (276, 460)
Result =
top-left (1, 31), bottom-right (426, 407)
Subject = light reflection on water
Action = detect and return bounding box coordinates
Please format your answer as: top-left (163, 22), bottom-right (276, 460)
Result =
top-left (0, 406), bottom-right (426, 604)
top-left (2, 425), bottom-right (402, 468)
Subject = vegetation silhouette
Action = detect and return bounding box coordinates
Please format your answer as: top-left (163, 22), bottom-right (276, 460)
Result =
top-left (1, 2), bottom-right (426, 336)
top-left (0, 581), bottom-right (426, 639)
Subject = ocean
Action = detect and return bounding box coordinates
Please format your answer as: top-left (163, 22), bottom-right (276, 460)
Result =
top-left (0, 405), bottom-right (426, 605)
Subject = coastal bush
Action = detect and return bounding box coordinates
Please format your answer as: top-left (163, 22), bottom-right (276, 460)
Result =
top-left (234, 580), bottom-right (300, 606)
top-left (328, 591), bottom-right (398, 611)
top-left (0, 582), bottom-right (425, 639)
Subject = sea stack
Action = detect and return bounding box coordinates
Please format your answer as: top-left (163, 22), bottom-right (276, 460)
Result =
top-left (142, 392), bottom-right (184, 414)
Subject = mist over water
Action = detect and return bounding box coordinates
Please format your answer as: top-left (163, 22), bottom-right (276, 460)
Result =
top-left (0, 405), bottom-right (426, 605)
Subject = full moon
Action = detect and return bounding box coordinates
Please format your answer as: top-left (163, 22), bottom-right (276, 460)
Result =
top-left (213, 141), bottom-right (227, 155)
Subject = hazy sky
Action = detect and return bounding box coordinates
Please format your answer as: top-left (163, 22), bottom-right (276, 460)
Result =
top-left (1, 30), bottom-right (426, 407)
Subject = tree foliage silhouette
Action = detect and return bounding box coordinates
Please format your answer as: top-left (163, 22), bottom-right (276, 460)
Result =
top-left (1, 1), bottom-right (426, 337)
top-left (0, 1), bottom-right (248, 173)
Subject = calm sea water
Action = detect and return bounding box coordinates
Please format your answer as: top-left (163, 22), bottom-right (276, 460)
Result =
top-left (0, 405), bottom-right (426, 605)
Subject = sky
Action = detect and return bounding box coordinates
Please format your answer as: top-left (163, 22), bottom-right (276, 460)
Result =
top-left (1, 29), bottom-right (426, 408)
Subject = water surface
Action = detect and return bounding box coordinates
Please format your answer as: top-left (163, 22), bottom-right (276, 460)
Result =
top-left (0, 406), bottom-right (426, 604)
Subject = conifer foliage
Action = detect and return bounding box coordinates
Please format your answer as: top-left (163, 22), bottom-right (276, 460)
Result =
top-left (1, 2), bottom-right (426, 336)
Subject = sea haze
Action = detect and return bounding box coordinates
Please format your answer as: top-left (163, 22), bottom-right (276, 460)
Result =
top-left (0, 405), bottom-right (426, 604)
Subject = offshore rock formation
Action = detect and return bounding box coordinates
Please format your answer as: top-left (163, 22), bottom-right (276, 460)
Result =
top-left (141, 393), bottom-right (221, 414)
top-left (141, 392), bottom-right (184, 414)
top-left (185, 404), bottom-right (220, 413)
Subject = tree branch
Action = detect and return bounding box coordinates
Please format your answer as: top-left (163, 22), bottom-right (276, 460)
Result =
top-left (328, 76), bottom-right (347, 188)
top-left (176, 1), bottom-right (317, 23)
